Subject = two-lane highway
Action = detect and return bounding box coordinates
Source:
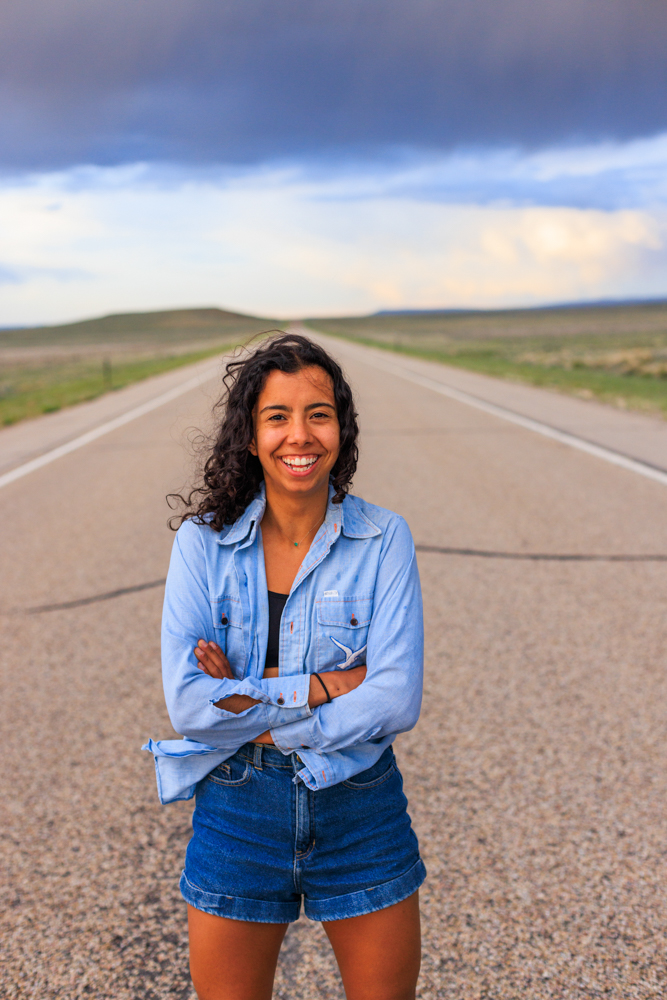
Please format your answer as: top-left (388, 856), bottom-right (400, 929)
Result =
top-left (2, 337), bottom-right (666, 999)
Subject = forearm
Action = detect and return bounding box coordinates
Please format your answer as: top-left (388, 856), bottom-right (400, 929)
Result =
top-left (214, 669), bottom-right (352, 714)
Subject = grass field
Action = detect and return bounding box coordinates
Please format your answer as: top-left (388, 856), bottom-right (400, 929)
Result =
top-left (0, 308), bottom-right (280, 425)
top-left (306, 301), bottom-right (667, 417)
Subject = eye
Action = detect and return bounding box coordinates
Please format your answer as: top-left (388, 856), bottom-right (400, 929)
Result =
top-left (311, 410), bottom-right (331, 419)
top-left (267, 413), bottom-right (286, 422)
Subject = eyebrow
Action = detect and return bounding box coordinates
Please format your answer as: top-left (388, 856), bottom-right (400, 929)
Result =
top-left (258, 401), bottom-right (336, 414)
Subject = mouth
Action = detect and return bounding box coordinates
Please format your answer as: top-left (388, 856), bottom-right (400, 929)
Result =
top-left (279, 454), bottom-right (321, 477)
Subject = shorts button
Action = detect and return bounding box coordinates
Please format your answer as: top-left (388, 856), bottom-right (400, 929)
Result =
top-left (277, 696), bottom-right (285, 705)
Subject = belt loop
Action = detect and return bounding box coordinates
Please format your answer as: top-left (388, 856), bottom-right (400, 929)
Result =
top-left (253, 743), bottom-right (263, 770)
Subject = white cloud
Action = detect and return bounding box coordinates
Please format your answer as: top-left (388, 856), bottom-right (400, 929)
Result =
top-left (0, 146), bottom-right (666, 326)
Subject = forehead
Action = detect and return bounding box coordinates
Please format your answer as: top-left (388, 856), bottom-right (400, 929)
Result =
top-left (258, 365), bottom-right (334, 402)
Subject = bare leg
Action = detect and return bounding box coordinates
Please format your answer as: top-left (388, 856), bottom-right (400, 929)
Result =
top-left (323, 891), bottom-right (421, 1000)
top-left (187, 905), bottom-right (288, 1000)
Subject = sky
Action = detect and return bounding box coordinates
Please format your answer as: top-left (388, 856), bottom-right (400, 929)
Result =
top-left (1, 0), bottom-right (667, 324)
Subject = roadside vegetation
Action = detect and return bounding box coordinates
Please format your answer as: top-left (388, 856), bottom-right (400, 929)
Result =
top-left (306, 301), bottom-right (667, 417)
top-left (0, 308), bottom-right (278, 426)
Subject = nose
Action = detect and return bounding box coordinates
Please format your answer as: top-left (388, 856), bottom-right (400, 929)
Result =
top-left (288, 413), bottom-right (311, 445)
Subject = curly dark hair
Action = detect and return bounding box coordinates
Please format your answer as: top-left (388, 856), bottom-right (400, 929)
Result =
top-left (168, 332), bottom-right (359, 530)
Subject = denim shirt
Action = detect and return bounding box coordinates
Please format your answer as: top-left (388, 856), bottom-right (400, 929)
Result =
top-left (143, 483), bottom-right (424, 803)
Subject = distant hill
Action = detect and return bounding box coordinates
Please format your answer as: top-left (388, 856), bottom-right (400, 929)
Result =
top-left (373, 298), bottom-right (667, 318)
top-left (0, 307), bottom-right (280, 351)
top-left (309, 299), bottom-right (667, 343)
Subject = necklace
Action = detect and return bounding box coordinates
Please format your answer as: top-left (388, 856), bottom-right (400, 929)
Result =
top-left (287, 516), bottom-right (324, 548)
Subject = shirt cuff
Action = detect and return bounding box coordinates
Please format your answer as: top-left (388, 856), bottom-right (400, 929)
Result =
top-left (261, 674), bottom-right (311, 709)
top-left (271, 715), bottom-right (317, 754)
top-left (207, 673), bottom-right (311, 710)
top-left (262, 700), bottom-right (312, 730)
top-left (260, 673), bottom-right (313, 728)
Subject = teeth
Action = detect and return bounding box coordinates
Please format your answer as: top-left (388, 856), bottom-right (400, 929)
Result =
top-left (283, 456), bottom-right (318, 468)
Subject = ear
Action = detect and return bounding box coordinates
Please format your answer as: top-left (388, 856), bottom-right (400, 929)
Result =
top-left (248, 437), bottom-right (258, 457)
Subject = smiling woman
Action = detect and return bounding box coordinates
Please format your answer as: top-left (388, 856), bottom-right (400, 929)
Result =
top-left (151, 333), bottom-right (426, 1000)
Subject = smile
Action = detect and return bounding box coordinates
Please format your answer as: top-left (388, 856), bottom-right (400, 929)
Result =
top-left (280, 455), bottom-right (320, 474)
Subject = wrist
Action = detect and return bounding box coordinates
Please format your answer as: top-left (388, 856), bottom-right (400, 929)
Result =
top-left (308, 674), bottom-right (327, 707)
top-left (308, 672), bottom-right (341, 706)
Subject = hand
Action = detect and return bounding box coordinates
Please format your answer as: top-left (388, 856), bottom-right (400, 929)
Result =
top-left (195, 639), bottom-right (259, 715)
top-left (194, 640), bottom-right (233, 680)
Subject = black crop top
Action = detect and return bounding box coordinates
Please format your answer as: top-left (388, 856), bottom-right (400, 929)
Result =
top-left (265, 591), bottom-right (288, 672)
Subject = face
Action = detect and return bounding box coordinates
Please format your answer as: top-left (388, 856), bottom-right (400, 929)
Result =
top-left (248, 365), bottom-right (340, 500)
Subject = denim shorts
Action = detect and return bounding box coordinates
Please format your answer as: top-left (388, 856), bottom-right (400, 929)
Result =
top-left (180, 742), bottom-right (426, 923)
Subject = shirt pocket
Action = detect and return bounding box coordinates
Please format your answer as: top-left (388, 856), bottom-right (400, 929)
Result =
top-left (210, 596), bottom-right (245, 672)
top-left (316, 596), bottom-right (372, 672)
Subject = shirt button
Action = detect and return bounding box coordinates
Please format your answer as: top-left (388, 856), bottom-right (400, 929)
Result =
top-left (220, 615), bottom-right (228, 625)
top-left (277, 696), bottom-right (285, 705)
top-left (350, 616), bottom-right (358, 626)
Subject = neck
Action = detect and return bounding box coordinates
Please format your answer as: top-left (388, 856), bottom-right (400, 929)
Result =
top-left (262, 480), bottom-right (329, 541)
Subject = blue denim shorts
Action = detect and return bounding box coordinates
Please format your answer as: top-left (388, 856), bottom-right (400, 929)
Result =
top-left (180, 743), bottom-right (426, 923)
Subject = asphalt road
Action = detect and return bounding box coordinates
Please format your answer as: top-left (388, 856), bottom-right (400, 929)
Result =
top-left (2, 336), bottom-right (667, 999)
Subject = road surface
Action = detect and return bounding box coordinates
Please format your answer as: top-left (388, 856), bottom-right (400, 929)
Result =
top-left (2, 335), bottom-right (666, 999)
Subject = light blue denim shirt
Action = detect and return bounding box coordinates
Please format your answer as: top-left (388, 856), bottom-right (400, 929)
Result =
top-left (143, 483), bottom-right (423, 803)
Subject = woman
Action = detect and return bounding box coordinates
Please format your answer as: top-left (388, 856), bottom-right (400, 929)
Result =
top-left (146, 333), bottom-right (425, 1000)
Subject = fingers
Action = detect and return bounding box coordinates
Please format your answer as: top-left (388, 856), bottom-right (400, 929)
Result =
top-left (194, 640), bottom-right (234, 679)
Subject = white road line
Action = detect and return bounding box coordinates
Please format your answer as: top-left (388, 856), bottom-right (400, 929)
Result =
top-left (351, 349), bottom-right (667, 488)
top-left (0, 361), bottom-right (223, 491)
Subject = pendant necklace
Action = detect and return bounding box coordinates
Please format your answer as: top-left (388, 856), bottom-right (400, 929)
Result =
top-left (288, 516), bottom-right (324, 548)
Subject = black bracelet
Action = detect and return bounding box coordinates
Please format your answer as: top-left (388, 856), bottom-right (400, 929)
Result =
top-left (313, 672), bottom-right (332, 703)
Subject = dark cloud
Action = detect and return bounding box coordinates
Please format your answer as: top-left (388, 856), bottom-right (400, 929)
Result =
top-left (1, 0), bottom-right (667, 169)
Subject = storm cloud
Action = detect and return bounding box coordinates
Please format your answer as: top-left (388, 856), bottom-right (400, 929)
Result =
top-left (2, 0), bottom-right (667, 169)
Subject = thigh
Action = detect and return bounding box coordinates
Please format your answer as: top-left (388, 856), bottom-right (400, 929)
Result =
top-left (188, 905), bottom-right (288, 1000)
top-left (323, 892), bottom-right (421, 1000)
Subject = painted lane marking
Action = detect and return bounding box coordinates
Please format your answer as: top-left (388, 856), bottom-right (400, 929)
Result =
top-left (0, 360), bottom-right (223, 491)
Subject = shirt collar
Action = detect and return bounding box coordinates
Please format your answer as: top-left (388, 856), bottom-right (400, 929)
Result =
top-left (216, 485), bottom-right (266, 546)
top-left (215, 481), bottom-right (381, 546)
top-left (338, 492), bottom-right (381, 539)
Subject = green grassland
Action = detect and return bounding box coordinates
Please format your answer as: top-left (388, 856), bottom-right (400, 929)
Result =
top-left (0, 307), bottom-right (280, 426)
top-left (306, 300), bottom-right (667, 417)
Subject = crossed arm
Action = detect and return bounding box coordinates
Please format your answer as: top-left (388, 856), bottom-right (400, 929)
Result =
top-left (194, 638), bottom-right (367, 743)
